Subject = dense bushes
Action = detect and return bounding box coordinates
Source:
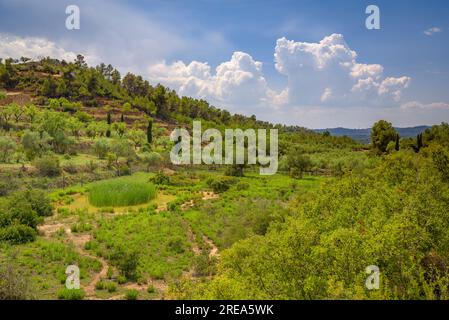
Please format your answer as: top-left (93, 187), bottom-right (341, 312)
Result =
top-left (0, 266), bottom-right (31, 300)
top-left (0, 189), bottom-right (53, 244)
top-left (33, 154), bottom-right (61, 177)
top-left (176, 149), bottom-right (449, 300)
top-left (0, 136), bottom-right (16, 163)
top-left (0, 224), bottom-right (36, 245)
top-left (206, 177), bottom-right (237, 193)
top-left (57, 288), bottom-right (85, 300)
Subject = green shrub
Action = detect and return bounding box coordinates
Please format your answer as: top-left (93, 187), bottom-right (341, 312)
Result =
top-left (71, 222), bottom-right (92, 233)
top-left (0, 266), bottom-right (31, 300)
top-left (114, 250), bottom-right (139, 281)
top-left (117, 275), bottom-right (127, 284)
top-left (193, 252), bottom-right (217, 277)
top-left (88, 177), bottom-right (156, 207)
top-left (149, 172), bottom-right (170, 185)
top-left (206, 177), bottom-right (237, 193)
top-left (33, 154), bottom-right (61, 177)
top-left (2, 194), bottom-right (41, 229)
top-left (0, 136), bottom-right (16, 163)
top-left (125, 289), bottom-right (138, 300)
top-left (93, 138), bottom-right (109, 159)
top-left (57, 207), bottom-right (70, 217)
top-left (0, 181), bottom-right (9, 196)
top-left (167, 237), bottom-right (186, 254)
top-left (22, 189), bottom-right (53, 217)
top-left (0, 224), bottom-right (36, 244)
top-left (106, 282), bottom-right (117, 293)
top-left (118, 164), bottom-right (131, 176)
top-left (147, 285), bottom-right (156, 294)
top-left (57, 288), bottom-right (85, 300)
top-left (95, 281), bottom-right (106, 290)
top-left (235, 182), bottom-right (250, 191)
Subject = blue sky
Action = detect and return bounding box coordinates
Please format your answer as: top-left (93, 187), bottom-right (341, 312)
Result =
top-left (1, 0), bottom-right (448, 128)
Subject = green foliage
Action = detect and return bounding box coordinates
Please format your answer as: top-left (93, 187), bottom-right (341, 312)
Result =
top-left (150, 171), bottom-right (171, 185)
top-left (147, 285), bottom-right (156, 294)
top-left (91, 212), bottom-right (191, 280)
top-left (0, 136), bottom-right (16, 163)
top-left (33, 154), bottom-right (61, 177)
top-left (115, 250), bottom-right (139, 281)
top-left (140, 152), bottom-right (163, 171)
top-left (95, 281), bottom-right (106, 290)
top-left (283, 148), bottom-right (312, 178)
top-left (112, 122), bottom-right (126, 137)
top-left (0, 266), bottom-right (31, 300)
top-left (193, 252), bottom-right (217, 277)
top-left (21, 130), bottom-right (51, 160)
top-left (183, 150), bottom-right (449, 300)
top-left (106, 111), bottom-right (112, 137)
top-left (416, 133), bottom-right (424, 152)
top-left (16, 189), bottom-right (53, 217)
top-left (106, 281), bottom-right (117, 293)
top-left (88, 176), bottom-right (156, 207)
top-left (206, 177), bottom-right (237, 193)
top-left (224, 164), bottom-right (245, 177)
top-left (36, 111), bottom-right (74, 153)
top-left (110, 139), bottom-right (135, 163)
top-left (147, 118), bottom-right (153, 144)
top-left (0, 189), bottom-right (53, 244)
top-left (125, 289), bottom-right (138, 300)
top-left (126, 129), bottom-right (146, 149)
top-left (93, 138), bottom-right (110, 159)
top-left (57, 288), bottom-right (85, 300)
top-left (371, 120), bottom-right (397, 153)
top-left (0, 224), bottom-right (36, 244)
top-left (429, 145), bottom-right (449, 182)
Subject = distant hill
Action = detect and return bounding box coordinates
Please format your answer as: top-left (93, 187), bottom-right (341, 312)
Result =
top-left (314, 126), bottom-right (431, 143)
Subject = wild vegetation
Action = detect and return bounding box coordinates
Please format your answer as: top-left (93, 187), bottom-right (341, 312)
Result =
top-left (88, 177), bottom-right (156, 207)
top-left (0, 56), bottom-right (448, 300)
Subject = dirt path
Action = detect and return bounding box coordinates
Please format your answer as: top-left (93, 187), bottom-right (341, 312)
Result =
top-left (38, 221), bottom-right (109, 299)
top-left (203, 236), bottom-right (219, 258)
top-left (182, 191), bottom-right (220, 259)
top-left (64, 228), bottom-right (109, 298)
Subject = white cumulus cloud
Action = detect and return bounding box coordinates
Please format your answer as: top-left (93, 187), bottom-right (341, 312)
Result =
top-left (0, 33), bottom-right (91, 63)
top-left (148, 51), bottom-right (270, 109)
top-left (274, 34), bottom-right (411, 106)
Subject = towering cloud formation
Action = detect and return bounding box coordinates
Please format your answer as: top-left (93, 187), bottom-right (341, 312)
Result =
top-left (274, 34), bottom-right (410, 106)
top-left (148, 51), bottom-right (270, 108)
top-left (148, 34), bottom-right (411, 111)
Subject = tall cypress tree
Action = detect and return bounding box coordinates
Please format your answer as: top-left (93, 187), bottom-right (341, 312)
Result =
top-left (106, 111), bottom-right (112, 138)
top-left (147, 118), bottom-right (153, 144)
top-left (416, 133), bottom-right (423, 152)
top-left (395, 134), bottom-right (400, 151)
